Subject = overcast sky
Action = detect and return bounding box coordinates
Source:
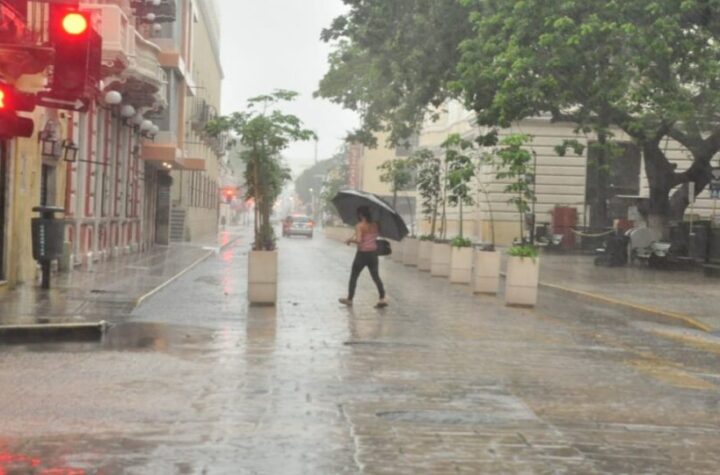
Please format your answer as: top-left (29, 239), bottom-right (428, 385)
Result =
top-left (217, 0), bottom-right (358, 175)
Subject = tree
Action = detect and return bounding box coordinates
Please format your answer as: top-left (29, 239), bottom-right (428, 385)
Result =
top-left (412, 148), bottom-right (442, 239)
top-left (295, 153), bottom-right (345, 204)
top-left (321, 0), bottom-right (720, 228)
top-left (316, 0), bottom-right (473, 146)
top-left (207, 90), bottom-right (316, 250)
top-left (320, 159), bottom-right (350, 223)
top-left (456, 0), bottom-right (720, 228)
top-left (378, 157), bottom-right (414, 209)
top-left (442, 133), bottom-right (476, 240)
top-left (483, 134), bottom-right (536, 244)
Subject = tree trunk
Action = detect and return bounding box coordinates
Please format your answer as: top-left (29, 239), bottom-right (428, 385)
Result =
top-left (668, 158), bottom-right (713, 221)
top-left (642, 139), bottom-right (676, 232)
top-left (458, 200), bottom-right (463, 239)
top-left (590, 130), bottom-right (610, 229)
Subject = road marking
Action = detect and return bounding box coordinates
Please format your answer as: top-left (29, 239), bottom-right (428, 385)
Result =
top-left (539, 282), bottom-right (713, 333)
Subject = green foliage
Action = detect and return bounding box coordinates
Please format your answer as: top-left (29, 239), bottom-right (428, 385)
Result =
top-left (442, 133), bottom-right (476, 239)
top-left (508, 244), bottom-right (539, 260)
top-left (321, 0), bottom-right (720, 220)
top-left (378, 158), bottom-right (415, 207)
top-left (207, 90), bottom-right (316, 250)
top-left (554, 140), bottom-right (586, 157)
top-left (451, 236), bottom-right (473, 248)
top-left (483, 134), bottom-right (536, 242)
top-left (411, 148), bottom-right (442, 239)
top-left (295, 154), bottom-right (346, 204)
top-left (418, 234), bottom-right (434, 241)
top-left (317, 0), bottom-right (474, 146)
top-left (320, 161), bottom-right (349, 223)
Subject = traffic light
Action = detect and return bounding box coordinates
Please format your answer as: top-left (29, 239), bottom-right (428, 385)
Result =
top-left (48, 6), bottom-right (101, 97)
top-left (222, 187), bottom-right (237, 204)
top-left (0, 83), bottom-right (36, 139)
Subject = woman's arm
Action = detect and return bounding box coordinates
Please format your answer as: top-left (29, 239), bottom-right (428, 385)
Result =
top-left (346, 223), bottom-right (363, 245)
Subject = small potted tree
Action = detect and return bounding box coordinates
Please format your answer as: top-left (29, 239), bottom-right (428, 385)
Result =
top-left (487, 133), bottom-right (539, 306)
top-left (430, 149), bottom-right (452, 277)
top-left (413, 149), bottom-right (441, 271)
top-left (208, 90), bottom-right (315, 305)
top-left (379, 157), bottom-right (415, 264)
top-left (473, 170), bottom-right (501, 294)
top-left (443, 134), bottom-right (476, 284)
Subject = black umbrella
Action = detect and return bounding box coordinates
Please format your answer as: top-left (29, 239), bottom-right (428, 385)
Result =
top-left (331, 189), bottom-right (409, 241)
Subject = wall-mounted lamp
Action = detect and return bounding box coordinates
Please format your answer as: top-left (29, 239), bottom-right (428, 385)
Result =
top-left (39, 131), bottom-right (62, 158)
top-left (104, 90), bottom-right (123, 106)
top-left (120, 104), bottom-right (136, 118)
top-left (62, 140), bottom-right (80, 163)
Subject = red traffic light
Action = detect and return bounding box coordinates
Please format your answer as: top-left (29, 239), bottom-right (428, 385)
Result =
top-left (0, 83), bottom-right (36, 113)
top-left (61, 12), bottom-right (89, 36)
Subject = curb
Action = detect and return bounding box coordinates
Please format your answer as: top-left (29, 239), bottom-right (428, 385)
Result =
top-left (134, 234), bottom-right (243, 308)
top-left (496, 271), bottom-right (713, 333)
top-left (0, 321), bottom-right (107, 343)
top-left (539, 281), bottom-right (713, 333)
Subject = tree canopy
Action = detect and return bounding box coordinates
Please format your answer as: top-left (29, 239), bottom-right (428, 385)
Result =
top-left (319, 0), bottom-right (720, 222)
top-left (316, 0), bottom-right (473, 146)
top-left (208, 90), bottom-right (316, 250)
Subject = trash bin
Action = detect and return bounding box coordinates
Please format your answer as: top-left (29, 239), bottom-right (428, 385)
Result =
top-left (31, 206), bottom-right (65, 289)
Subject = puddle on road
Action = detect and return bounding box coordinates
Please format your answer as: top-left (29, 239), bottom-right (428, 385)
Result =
top-left (103, 322), bottom-right (215, 351)
top-left (0, 322), bottom-right (216, 357)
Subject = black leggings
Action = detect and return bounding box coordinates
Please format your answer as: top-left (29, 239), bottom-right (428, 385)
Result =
top-left (348, 251), bottom-right (385, 300)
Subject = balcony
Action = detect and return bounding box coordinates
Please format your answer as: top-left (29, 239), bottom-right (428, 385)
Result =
top-left (80, 3), bottom-right (133, 75)
top-left (116, 30), bottom-right (166, 109)
top-left (0, 1), bottom-right (54, 79)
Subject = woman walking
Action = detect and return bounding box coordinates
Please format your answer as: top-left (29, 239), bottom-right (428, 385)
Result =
top-left (339, 206), bottom-right (388, 308)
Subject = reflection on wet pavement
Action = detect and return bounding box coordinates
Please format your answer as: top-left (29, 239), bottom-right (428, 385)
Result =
top-left (0, 232), bottom-right (719, 473)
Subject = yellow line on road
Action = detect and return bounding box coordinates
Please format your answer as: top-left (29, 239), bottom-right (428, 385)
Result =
top-left (540, 282), bottom-right (713, 333)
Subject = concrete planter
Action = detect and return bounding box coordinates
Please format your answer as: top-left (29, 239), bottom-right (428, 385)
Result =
top-left (403, 238), bottom-right (419, 266)
top-left (248, 250), bottom-right (278, 305)
top-left (505, 255), bottom-right (540, 307)
top-left (430, 242), bottom-right (452, 277)
top-left (418, 241), bottom-right (433, 271)
top-left (449, 246), bottom-right (473, 284)
top-left (473, 249), bottom-right (501, 295)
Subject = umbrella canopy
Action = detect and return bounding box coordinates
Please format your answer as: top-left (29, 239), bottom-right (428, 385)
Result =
top-left (332, 189), bottom-right (409, 241)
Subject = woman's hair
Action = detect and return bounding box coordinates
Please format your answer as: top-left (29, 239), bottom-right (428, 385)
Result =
top-left (356, 206), bottom-right (372, 222)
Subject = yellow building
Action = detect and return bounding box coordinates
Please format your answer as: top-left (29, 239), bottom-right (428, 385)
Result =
top-left (355, 132), bottom-right (418, 234)
top-left (0, 0), bottom-right (225, 293)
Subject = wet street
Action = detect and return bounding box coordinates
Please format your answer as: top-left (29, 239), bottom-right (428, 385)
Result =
top-left (1, 232), bottom-right (720, 474)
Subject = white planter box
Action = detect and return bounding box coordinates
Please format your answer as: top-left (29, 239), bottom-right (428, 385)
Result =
top-left (418, 241), bottom-right (433, 271)
top-left (248, 250), bottom-right (278, 305)
top-left (449, 246), bottom-right (473, 283)
top-left (430, 242), bottom-right (452, 277)
top-left (392, 240), bottom-right (405, 262)
top-left (505, 255), bottom-right (540, 307)
top-left (403, 238), bottom-right (419, 266)
top-left (473, 250), bottom-right (501, 295)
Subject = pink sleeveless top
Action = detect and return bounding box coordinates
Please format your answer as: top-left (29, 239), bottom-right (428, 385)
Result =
top-left (358, 226), bottom-right (379, 252)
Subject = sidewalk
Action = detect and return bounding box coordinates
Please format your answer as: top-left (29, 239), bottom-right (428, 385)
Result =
top-left (537, 253), bottom-right (720, 332)
top-left (0, 227), bottom-right (247, 327)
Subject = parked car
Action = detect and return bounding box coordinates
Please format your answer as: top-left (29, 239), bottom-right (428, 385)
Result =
top-left (283, 215), bottom-right (314, 238)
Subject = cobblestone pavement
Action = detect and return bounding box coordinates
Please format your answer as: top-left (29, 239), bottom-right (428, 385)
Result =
top-left (0, 232), bottom-right (719, 474)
